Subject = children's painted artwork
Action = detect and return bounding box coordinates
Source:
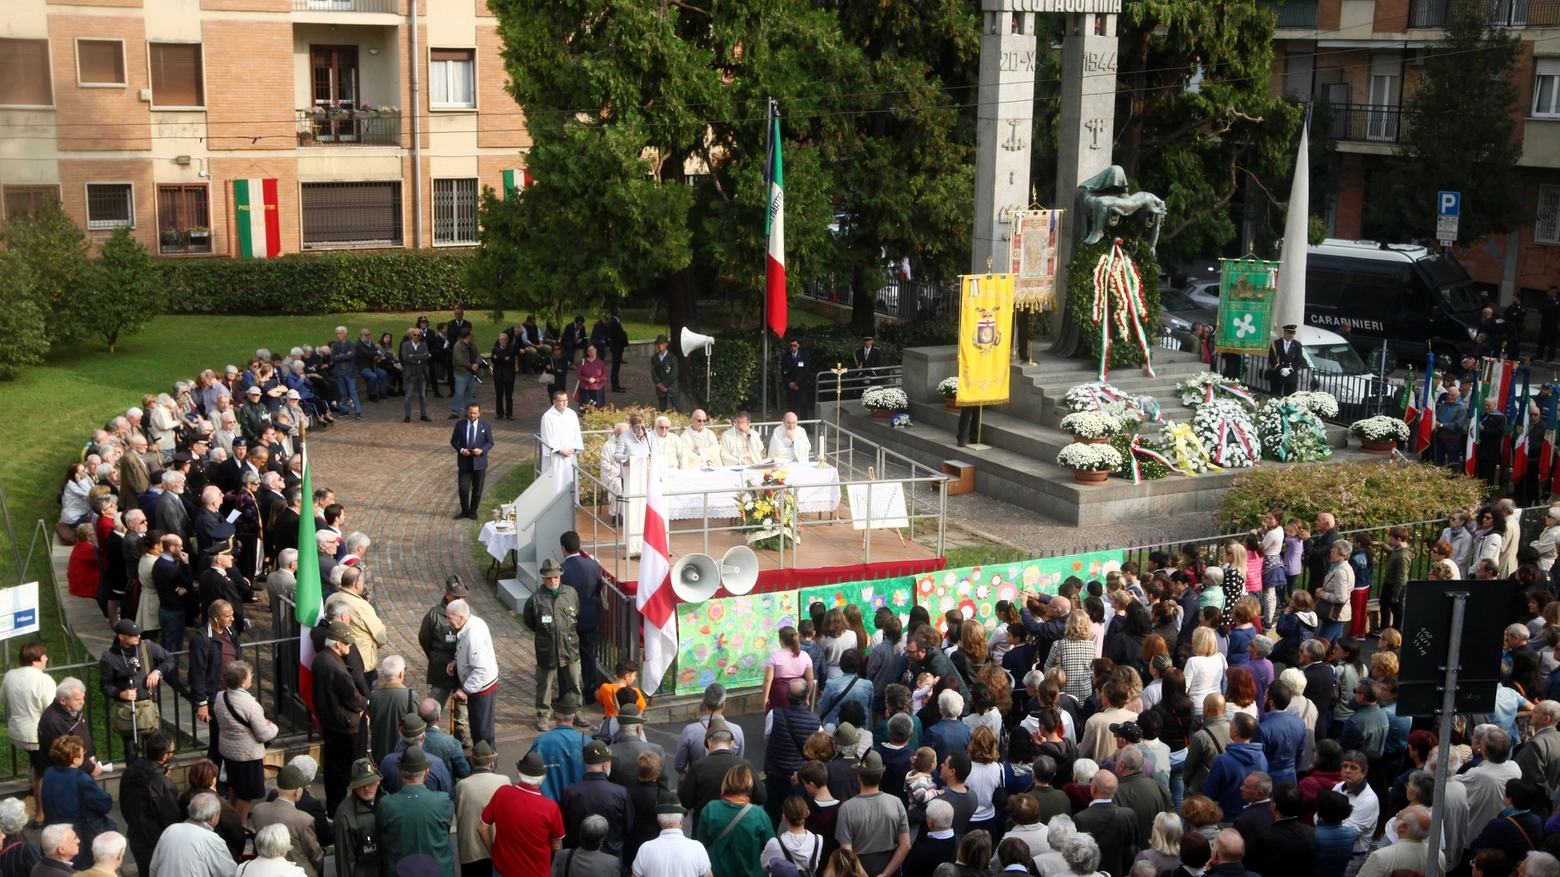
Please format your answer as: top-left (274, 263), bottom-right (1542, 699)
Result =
top-left (915, 550), bottom-right (1124, 636)
top-left (798, 578), bottom-right (918, 634)
top-left (674, 590), bottom-right (799, 696)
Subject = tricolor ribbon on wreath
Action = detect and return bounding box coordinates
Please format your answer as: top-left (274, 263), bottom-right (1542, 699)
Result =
top-left (1163, 424), bottom-right (1223, 474)
top-left (1215, 415), bottom-right (1261, 466)
top-left (1080, 385), bottom-right (1161, 423)
top-left (1271, 401), bottom-right (1328, 462)
top-left (1127, 435), bottom-right (1191, 484)
top-left (1202, 383), bottom-right (1256, 409)
top-left (1090, 239), bottom-right (1157, 382)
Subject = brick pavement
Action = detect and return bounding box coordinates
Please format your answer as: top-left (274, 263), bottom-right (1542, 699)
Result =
top-left (305, 373), bottom-right (662, 751)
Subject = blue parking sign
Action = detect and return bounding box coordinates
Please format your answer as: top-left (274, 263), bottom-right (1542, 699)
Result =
top-left (1438, 191), bottom-right (1460, 217)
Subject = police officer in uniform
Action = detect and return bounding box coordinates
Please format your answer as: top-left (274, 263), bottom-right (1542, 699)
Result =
top-left (780, 339), bottom-right (811, 418)
top-left (334, 759), bottom-right (383, 877)
top-left (1268, 324), bottom-right (1303, 397)
top-left (853, 335), bottom-right (883, 386)
top-left (417, 576), bottom-right (469, 746)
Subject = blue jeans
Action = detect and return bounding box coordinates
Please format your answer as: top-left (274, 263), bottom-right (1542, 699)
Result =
top-left (359, 368), bottom-right (387, 396)
top-left (451, 373), bottom-right (475, 415)
top-left (335, 371), bottom-right (361, 416)
top-left (158, 607), bottom-right (185, 681)
top-left (1318, 619), bottom-right (1345, 643)
top-left (1170, 761), bottom-right (1185, 807)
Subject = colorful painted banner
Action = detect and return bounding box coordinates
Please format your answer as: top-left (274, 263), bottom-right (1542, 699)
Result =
top-left (1215, 257), bottom-right (1279, 355)
top-left (233, 179), bottom-right (280, 259)
top-left (915, 550), bottom-right (1124, 637)
top-left (957, 273), bottom-right (1017, 406)
top-left (1010, 209), bottom-right (1063, 314)
top-left (674, 590), bottom-right (800, 696)
top-left (799, 577), bottom-right (918, 634)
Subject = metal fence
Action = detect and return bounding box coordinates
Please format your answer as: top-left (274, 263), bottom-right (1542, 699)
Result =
top-left (1327, 104), bottom-right (1403, 143)
top-left (291, 0), bottom-right (398, 11)
top-left (812, 365), bottom-right (904, 409)
top-left (1408, 0), bottom-right (1560, 25)
top-left (803, 276), bottom-right (958, 323)
top-left (295, 113), bottom-right (401, 148)
top-left (1269, 0), bottom-right (1320, 26)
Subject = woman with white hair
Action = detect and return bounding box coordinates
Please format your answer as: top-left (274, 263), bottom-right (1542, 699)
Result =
top-left (1034, 814), bottom-right (1075, 877)
top-left (1279, 668), bottom-right (1318, 772)
top-left (1061, 834), bottom-right (1107, 877)
top-left (242, 824), bottom-right (306, 877)
top-left (0, 797), bottom-right (42, 877)
top-left (1133, 812), bottom-right (1183, 874)
top-left (148, 394), bottom-right (180, 456)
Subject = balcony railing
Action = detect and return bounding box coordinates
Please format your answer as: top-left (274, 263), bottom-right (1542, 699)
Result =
top-left (291, 0), bottom-right (398, 11)
top-left (1326, 103), bottom-right (1403, 143)
top-left (1408, 0), bottom-right (1560, 26)
top-left (1268, 0), bottom-right (1319, 27)
top-left (296, 110), bottom-right (401, 147)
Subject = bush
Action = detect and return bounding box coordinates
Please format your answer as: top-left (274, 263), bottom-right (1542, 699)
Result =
top-left (1215, 460), bottom-right (1486, 530)
top-left (687, 338), bottom-right (761, 416)
top-left (158, 250), bottom-right (478, 314)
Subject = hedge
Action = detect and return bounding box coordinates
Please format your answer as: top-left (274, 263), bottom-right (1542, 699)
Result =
top-left (157, 250), bottom-right (479, 314)
top-left (1215, 460), bottom-right (1487, 531)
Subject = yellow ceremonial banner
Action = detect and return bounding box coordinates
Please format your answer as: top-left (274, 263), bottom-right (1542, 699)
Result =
top-left (956, 273), bottom-right (1015, 406)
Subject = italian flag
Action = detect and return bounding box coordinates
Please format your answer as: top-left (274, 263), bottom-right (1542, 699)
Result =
top-left (764, 103), bottom-right (787, 337)
top-left (503, 169), bottom-right (531, 198)
top-left (295, 454), bottom-right (322, 723)
top-left (233, 179), bottom-right (281, 259)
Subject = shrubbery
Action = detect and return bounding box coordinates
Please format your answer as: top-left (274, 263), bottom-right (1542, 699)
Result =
top-left (1216, 460), bottom-right (1486, 530)
top-left (159, 249), bottom-right (477, 314)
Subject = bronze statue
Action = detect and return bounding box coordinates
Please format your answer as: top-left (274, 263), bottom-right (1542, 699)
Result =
top-left (1076, 165), bottom-right (1167, 255)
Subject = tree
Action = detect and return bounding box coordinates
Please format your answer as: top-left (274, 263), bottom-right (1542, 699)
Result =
top-left (1364, 0), bottom-right (1523, 243)
top-left (79, 226), bottom-right (165, 353)
top-left (0, 252), bottom-right (49, 380)
top-left (0, 200), bottom-right (90, 347)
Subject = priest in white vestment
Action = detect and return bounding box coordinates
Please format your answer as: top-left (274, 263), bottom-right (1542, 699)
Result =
top-left (650, 416), bottom-right (685, 468)
top-left (538, 390), bottom-right (584, 496)
top-left (767, 412), bottom-right (811, 464)
top-left (600, 422), bottom-right (628, 518)
top-left (680, 409), bottom-right (723, 468)
top-left (720, 412), bottom-right (765, 466)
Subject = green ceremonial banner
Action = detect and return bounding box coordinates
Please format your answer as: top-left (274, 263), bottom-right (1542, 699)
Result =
top-left (1215, 257), bottom-right (1280, 355)
top-left (674, 590), bottom-right (800, 696)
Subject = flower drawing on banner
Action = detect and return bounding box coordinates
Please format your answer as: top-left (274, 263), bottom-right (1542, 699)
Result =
top-left (943, 571), bottom-right (958, 587)
top-left (730, 633), bottom-right (745, 649)
top-left (717, 658), bottom-right (728, 669)
top-left (919, 577), bottom-right (935, 595)
top-left (957, 579), bottom-right (972, 597)
top-left (680, 667), bottom-right (698, 685)
top-left (1024, 566), bottom-right (1042, 586)
top-left (695, 646), bottom-right (710, 660)
top-left (998, 583), bottom-right (1018, 603)
top-left (861, 587), bottom-right (875, 602)
top-left (976, 583), bottom-right (992, 600)
top-left (939, 595), bottom-right (956, 613)
top-left (760, 594), bottom-right (775, 612)
top-left (707, 603), bottom-right (726, 622)
top-left (979, 603), bottom-right (993, 621)
top-left (753, 636), bottom-right (768, 651)
top-left (699, 624), bottom-right (711, 635)
top-left (833, 592), bottom-right (848, 607)
top-left (960, 599), bottom-right (977, 619)
top-left (679, 637), bottom-right (695, 651)
top-left (740, 654), bottom-right (758, 668)
top-left (1072, 561), bottom-right (1084, 572)
top-left (893, 590), bottom-right (910, 607)
top-left (1233, 314), bottom-right (1256, 338)
top-left (726, 666), bottom-right (738, 677)
top-left (871, 594), bottom-right (888, 609)
top-left (699, 669), bottom-right (716, 687)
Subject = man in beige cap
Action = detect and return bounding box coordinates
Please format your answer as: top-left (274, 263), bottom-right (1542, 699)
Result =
top-left (251, 764), bottom-right (326, 877)
top-left (419, 575), bottom-right (470, 747)
top-left (334, 759), bottom-right (382, 877)
top-left (522, 558), bottom-right (584, 732)
top-left (454, 743), bottom-right (507, 877)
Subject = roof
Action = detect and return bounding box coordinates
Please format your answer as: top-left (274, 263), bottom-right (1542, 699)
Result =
top-left (1308, 238), bottom-right (1434, 264)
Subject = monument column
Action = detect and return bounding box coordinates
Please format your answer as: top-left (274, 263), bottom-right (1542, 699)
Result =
top-left (1050, 8), bottom-right (1119, 336)
top-left (970, 1), bottom-right (1038, 276)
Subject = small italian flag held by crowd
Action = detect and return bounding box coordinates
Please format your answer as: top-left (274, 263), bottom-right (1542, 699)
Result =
top-left (233, 179), bottom-right (281, 259)
top-left (294, 454), bottom-right (322, 723)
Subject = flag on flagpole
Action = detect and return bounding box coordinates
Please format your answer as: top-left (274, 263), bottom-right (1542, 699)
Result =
top-left (1513, 369), bottom-right (1533, 482)
top-left (1466, 376), bottom-right (1483, 478)
top-left (636, 452), bottom-right (677, 695)
top-left (764, 103), bottom-right (787, 338)
top-left (1547, 389), bottom-right (1560, 494)
top-left (1415, 357), bottom-right (1436, 454)
top-left (295, 454), bottom-right (322, 722)
top-left (1404, 366), bottom-right (1418, 426)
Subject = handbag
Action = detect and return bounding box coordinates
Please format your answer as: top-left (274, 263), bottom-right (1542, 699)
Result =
top-left (110, 643), bottom-right (161, 734)
top-left (1317, 598), bottom-right (1345, 622)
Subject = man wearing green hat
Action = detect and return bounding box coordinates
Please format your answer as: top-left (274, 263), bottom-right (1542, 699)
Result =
top-left (418, 576), bottom-right (469, 748)
top-left (378, 713), bottom-right (454, 800)
top-left (378, 746), bottom-right (456, 877)
top-left (527, 692), bottom-right (590, 802)
top-left (630, 791), bottom-right (712, 877)
top-left (454, 743), bottom-right (507, 877)
top-left (608, 703), bottom-right (674, 791)
top-left (252, 764), bottom-right (326, 877)
top-left (334, 759), bottom-right (383, 877)
top-left (480, 753), bottom-right (564, 877)
top-left (836, 750), bottom-right (911, 877)
top-left (521, 558), bottom-right (584, 733)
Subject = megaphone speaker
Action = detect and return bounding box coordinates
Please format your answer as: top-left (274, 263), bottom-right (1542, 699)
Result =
top-left (719, 545), bottom-right (760, 595)
top-left (670, 553), bottom-right (721, 603)
top-left (681, 327), bottom-right (716, 358)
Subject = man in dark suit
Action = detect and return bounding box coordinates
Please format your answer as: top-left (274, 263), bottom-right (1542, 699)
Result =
top-left (449, 403), bottom-right (494, 520)
top-left (1268, 325), bottom-right (1303, 397)
top-left (650, 335), bottom-right (679, 413)
top-left (199, 551), bottom-right (253, 631)
top-left (1246, 784), bottom-right (1316, 877)
top-left (1072, 770), bottom-right (1140, 877)
top-left (675, 718), bottom-right (763, 837)
top-left (781, 339), bottom-right (811, 418)
top-left (560, 530), bottom-right (605, 697)
top-left (606, 311), bottom-right (629, 392)
top-left (562, 316), bottom-right (588, 364)
top-left (212, 439), bottom-right (246, 494)
top-left (853, 335), bottom-right (884, 386)
top-left (904, 797), bottom-right (959, 877)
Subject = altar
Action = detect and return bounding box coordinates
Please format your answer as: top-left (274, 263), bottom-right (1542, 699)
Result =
top-left (663, 465), bottom-right (842, 520)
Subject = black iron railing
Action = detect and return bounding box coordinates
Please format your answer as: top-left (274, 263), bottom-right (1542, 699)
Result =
top-left (1326, 104), bottom-right (1404, 144)
top-left (1269, 0), bottom-right (1320, 27)
top-left (291, 0), bottom-right (398, 11)
top-left (803, 276), bottom-right (958, 323)
top-left (296, 112), bottom-right (401, 147)
top-left (1408, 0), bottom-right (1560, 26)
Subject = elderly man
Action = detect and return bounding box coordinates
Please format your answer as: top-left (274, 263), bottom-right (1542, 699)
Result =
top-left (252, 764), bottom-right (326, 877)
top-left (674, 683), bottom-right (746, 774)
top-left (379, 746), bottom-right (457, 877)
top-left (767, 412), bottom-right (811, 464)
top-left (416, 698), bottom-right (471, 780)
top-left (402, 325), bottom-right (433, 422)
top-left (631, 793), bottom-right (713, 877)
top-left (335, 760), bottom-right (383, 877)
top-left (1259, 682), bottom-right (1308, 787)
top-left (680, 410), bottom-right (722, 469)
top-left (561, 741), bottom-right (634, 859)
top-left (610, 704), bottom-right (674, 788)
top-left (1111, 744), bottom-right (1172, 848)
top-left (676, 717), bottom-right (761, 835)
top-left (327, 567), bottom-right (387, 686)
top-left (1517, 700), bottom-right (1560, 802)
top-left (446, 599), bottom-right (498, 748)
top-left (528, 693), bottom-right (592, 802)
top-left (480, 753), bottom-right (566, 877)
top-left (380, 714), bottom-right (455, 800)
top-left (650, 334), bottom-right (679, 412)
top-left (719, 412), bottom-right (765, 466)
top-left (369, 656), bottom-right (418, 764)
top-left (34, 825), bottom-right (79, 877)
top-left (1072, 771), bottom-right (1139, 877)
top-left (38, 677), bottom-right (100, 776)
top-left (523, 559), bottom-right (584, 733)
top-left (650, 417), bottom-right (683, 466)
top-left (188, 600), bottom-right (242, 761)
top-left (1357, 806), bottom-right (1443, 877)
top-left (539, 391), bottom-right (584, 495)
top-left (117, 434), bottom-right (152, 510)
top-left (1206, 829), bottom-right (1262, 877)
top-left (155, 471), bottom-right (190, 540)
top-left (198, 550), bottom-right (252, 632)
top-left (149, 793), bottom-right (238, 877)
top-left (1186, 694), bottom-right (1231, 796)
top-left (420, 576), bottom-right (471, 746)
top-left (315, 620), bottom-right (371, 813)
top-left (150, 534), bottom-right (193, 673)
top-left (1456, 726), bottom-right (1521, 833)
top-left (268, 548), bottom-right (300, 603)
top-left (454, 742), bottom-right (506, 877)
top-left (78, 831), bottom-right (126, 877)
top-left (99, 619), bottom-right (174, 760)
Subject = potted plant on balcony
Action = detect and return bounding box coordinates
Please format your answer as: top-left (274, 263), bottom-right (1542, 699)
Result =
top-left (1060, 411), bottom-right (1121, 445)
top-left (187, 225), bottom-right (210, 241)
top-left (1349, 415), bottom-right (1410, 453)
top-left (160, 230), bottom-right (182, 249)
top-left (862, 387), bottom-right (909, 422)
top-left (1057, 442), bottom-right (1123, 485)
top-left (937, 377), bottom-right (960, 412)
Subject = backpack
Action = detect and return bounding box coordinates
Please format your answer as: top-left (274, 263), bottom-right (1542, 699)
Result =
top-left (772, 834), bottom-right (822, 877)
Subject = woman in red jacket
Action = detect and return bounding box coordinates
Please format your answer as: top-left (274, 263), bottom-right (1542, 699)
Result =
top-left (66, 523), bottom-right (99, 600)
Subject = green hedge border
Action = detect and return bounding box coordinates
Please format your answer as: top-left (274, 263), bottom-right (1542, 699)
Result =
top-left (157, 250), bottom-right (479, 315)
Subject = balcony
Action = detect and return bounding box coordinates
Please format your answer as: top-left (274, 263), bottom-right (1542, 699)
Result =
top-left (1267, 0), bottom-right (1319, 28)
top-left (291, 0), bottom-right (398, 11)
top-left (1326, 103), bottom-right (1403, 143)
top-left (1408, 0), bottom-right (1560, 27)
top-left (296, 109), bottom-right (401, 147)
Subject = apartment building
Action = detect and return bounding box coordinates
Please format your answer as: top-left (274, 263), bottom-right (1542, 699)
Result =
top-left (1267, 0), bottom-right (1560, 299)
top-left (0, 0), bottom-right (529, 257)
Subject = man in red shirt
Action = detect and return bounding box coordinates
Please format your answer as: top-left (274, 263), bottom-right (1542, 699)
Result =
top-left (479, 752), bottom-right (563, 877)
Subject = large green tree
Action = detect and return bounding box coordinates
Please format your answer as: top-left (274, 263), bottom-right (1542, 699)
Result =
top-left (1365, 0), bottom-right (1523, 243)
top-left (0, 252), bottom-right (48, 380)
top-left (0, 200), bottom-right (91, 348)
top-left (80, 227), bottom-right (166, 353)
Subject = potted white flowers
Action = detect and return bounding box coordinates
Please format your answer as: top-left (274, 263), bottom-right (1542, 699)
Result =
top-left (1057, 442), bottom-right (1123, 484)
top-left (862, 386), bottom-right (910, 422)
top-left (1059, 411), bottom-right (1121, 444)
top-left (937, 377), bottom-right (960, 412)
top-left (1349, 416), bottom-right (1410, 453)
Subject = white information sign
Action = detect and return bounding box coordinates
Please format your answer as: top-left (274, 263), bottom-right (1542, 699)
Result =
top-left (0, 582), bottom-right (40, 640)
top-left (847, 482), bottom-right (910, 530)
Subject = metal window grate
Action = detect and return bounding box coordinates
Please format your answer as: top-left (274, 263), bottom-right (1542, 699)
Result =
top-left (158, 184), bottom-right (211, 254)
top-left (300, 180), bottom-right (402, 249)
top-left (85, 183), bottom-right (133, 228)
top-left (1538, 185), bottom-right (1560, 245)
top-left (432, 178), bottom-right (478, 244)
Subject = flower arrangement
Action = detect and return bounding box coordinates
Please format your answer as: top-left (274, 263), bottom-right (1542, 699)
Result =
top-left (1060, 411), bottom-right (1122, 440)
top-left (1057, 442), bottom-right (1124, 472)
top-left (890, 413), bottom-right (913, 429)
top-left (1189, 399), bottom-right (1261, 468)
top-left (1287, 391), bottom-right (1340, 421)
top-left (1062, 382), bottom-right (1154, 429)
top-left (1177, 372), bottom-right (1257, 411)
top-left (736, 469), bottom-right (799, 550)
top-left (1159, 419), bottom-right (1223, 474)
top-left (1109, 433), bottom-right (1173, 480)
top-left (937, 377), bottom-right (960, 399)
top-left (862, 387), bottom-right (910, 411)
top-left (1350, 416), bottom-right (1411, 443)
top-left (1257, 398), bottom-right (1333, 463)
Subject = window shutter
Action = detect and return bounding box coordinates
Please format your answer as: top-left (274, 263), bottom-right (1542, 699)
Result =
top-left (0, 39), bottom-right (53, 106)
top-left (430, 48), bottom-right (470, 62)
top-left (1537, 58), bottom-right (1560, 77)
top-left (78, 40), bottom-right (124, 85)
top-left (150, 44), bottom-right (203, 107)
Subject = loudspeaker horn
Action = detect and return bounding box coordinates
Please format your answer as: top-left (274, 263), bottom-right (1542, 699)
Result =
top-left (670, 553), bottom-right (721, 603)
top-left (718, 545), bottom-right (761, 595)
top-left (681, 327), bottom-right (716, 358)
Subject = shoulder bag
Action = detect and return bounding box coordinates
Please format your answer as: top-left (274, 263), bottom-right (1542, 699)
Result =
top-left (709, 803), bottom-right (754, 849)
top-left (110, 643), bottom-right (160, 735)
top-left (781, 834), bottom-right (822, 877)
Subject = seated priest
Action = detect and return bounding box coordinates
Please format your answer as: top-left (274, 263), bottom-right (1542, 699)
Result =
top-left (720, 411), bottom-right (765, 466)
top-left (680, 409), bottom-right (723, 468)
top-left (767, 412), bottom-right (811, 464)
top-left (650, 416), bottom-right (685, 466)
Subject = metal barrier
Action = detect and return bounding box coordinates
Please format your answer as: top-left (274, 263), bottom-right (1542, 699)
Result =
top-left (1268, 0), bottom-right (1320, 26)
top-left (803, 277), bottom-right (957, 322)
top-left (1325, 104), bottom-right (1403, 143)
top-left (812, 365), bottom-right (904, 409)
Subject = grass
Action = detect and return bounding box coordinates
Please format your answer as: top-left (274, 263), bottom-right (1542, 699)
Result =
top-left (942, 543), bottom-right (1037, 568)
top-left (468, 460), bottom-right (536, 576)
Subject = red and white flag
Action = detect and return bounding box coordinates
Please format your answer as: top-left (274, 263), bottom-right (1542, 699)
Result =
top-left (636, 452), bottom-right (678, 694)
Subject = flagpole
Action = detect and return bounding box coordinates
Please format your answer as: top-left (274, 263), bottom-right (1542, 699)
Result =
top-left (762, 97), bottom-right (776, 423)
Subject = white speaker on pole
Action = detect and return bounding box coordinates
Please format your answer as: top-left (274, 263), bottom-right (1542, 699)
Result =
top-left (718, 545), bottom-right (761, 595)
top-left (681, 328), bottom-right (717, 405)
top-left (670, 553), bottom-right (721, 603)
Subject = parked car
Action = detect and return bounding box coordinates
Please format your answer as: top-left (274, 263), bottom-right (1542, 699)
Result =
top-left (1268, 324), bottom-right (1402, 412)
top-left (1158, 286), bottom-right (1218, 338)
top-left (1182, 278), bottom-right (1221, 310)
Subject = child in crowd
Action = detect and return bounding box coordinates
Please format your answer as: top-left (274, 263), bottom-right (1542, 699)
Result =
top-left (798, 619), bottom-right (823, 686)
top-left (595, 659), bottom-right (645, 718)
top-left (910, 672), bottom-right (936, 715)
top-left (903, 747), bottom-right (941, 809)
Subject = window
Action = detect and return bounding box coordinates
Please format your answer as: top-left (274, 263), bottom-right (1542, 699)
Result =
top-left (76, 39), bottom-right (125, 86)
top-left (300, 181), bottom-right (402, 249)
top-left (0, 39), bottom-right (53, 106)
top-left (158, 185), bottom-right (211, 254)
top-left (1534, 58), bottom-right (1560, 118)
top-left (149, 43), bottom-right (203, 108)
top-left (1538, 185), bottom-right (1560, 245)
top-left (3, 185), bottom-right (60, 220)
top-left (433, 178), bottom-right (478, 244)
top-left (429, 49), bottom-right (474, 108)
top-left (85, 183), bottom-right (134, 228)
